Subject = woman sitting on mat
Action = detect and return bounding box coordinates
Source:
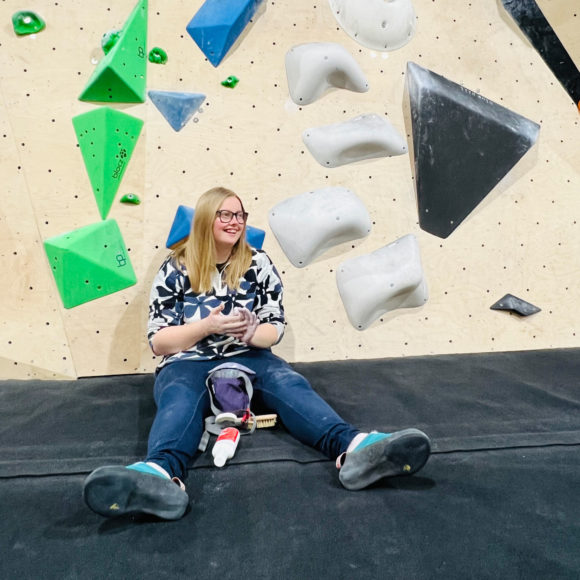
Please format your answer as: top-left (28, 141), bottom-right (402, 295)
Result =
top-left (83, 186), bottom-right (431, 520)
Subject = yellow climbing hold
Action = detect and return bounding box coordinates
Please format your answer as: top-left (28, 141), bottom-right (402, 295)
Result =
top-left (109, 503), bottom-right (120, 510)
top-left (403, 464), bottom-right (411, 472)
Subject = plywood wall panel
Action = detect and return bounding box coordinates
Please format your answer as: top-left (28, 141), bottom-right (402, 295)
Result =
top-left (0, 96), bottom-right (76, 379)
top-left (1, 0), bottom-right (579, 378)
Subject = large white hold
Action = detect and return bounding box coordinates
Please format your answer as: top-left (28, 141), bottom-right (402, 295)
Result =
top-left (303, 114), bottom-right (407, 168)
top-left (336, 234), bottom-right (428, 330)
top-left (285, 42), bottom-right (369, 105)
top-left (328, 0), bottom-right (417, 52)
top-left (269, 187), bottom-right (372, 268)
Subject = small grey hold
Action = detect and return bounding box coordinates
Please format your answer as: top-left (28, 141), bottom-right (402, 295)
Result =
top-left (490, 294), bottom-right (541, 316)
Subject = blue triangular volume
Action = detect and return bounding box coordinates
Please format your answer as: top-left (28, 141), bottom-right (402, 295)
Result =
top-left (166, 205), bottom-right (265, 249)
top-left (186, 0), bottom-right (263, 67)
top-left (166, 205), bottom-right (195, 247)
top-left (148, 90), bottom-right (206, 131)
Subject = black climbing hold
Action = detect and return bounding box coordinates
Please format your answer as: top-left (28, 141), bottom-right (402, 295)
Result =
top-left (502, 0), bottom-right (580, 108)
top-left (405, 62), bottom-right (540, 239)
top-left (490, 294), bottom-right (541, 316)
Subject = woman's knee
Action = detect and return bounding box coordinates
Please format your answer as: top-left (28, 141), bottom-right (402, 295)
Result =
top-left (154, 365), bottom-right (207, 403)
top-left (259, 366), bottom-right (313, 398)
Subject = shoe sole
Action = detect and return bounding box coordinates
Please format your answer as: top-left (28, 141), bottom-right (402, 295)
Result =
top-left (83, 466), bottom-right (189, 520)
top-left (339, 428), bottom-right (431, 491)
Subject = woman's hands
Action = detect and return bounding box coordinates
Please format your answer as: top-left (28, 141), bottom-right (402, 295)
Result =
top-left (151, 304), bottom-right (276, 357)
top-left (204, 303), bottom-right (248, 337)
top-left (215, 305), bottom-right (279, 348)
top-left (233, 307), bottom-right (259, 344)
top-left (206, 304), bottom-right (259, 345)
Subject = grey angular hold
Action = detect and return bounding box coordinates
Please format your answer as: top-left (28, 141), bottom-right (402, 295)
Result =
top-left (269, 186), bottom-right (371, 268)
top-left (405, 62), bottom-right (540, 239)
top-left (490, 294), bottom-right (541, 316)
top-left (285, 42), bottom-right (369, 105)
top-left (336, 234), bottom-right (428, 330)
top-left (302, 114), bottom-right (407, 168)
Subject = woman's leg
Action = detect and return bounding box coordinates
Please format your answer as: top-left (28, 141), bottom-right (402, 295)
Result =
top-left (146, 359), bottom-right (215, 480)
top-left (235, 350), bottom-right (360, 459)
top-left (83, 359), bottom-right (214, 520)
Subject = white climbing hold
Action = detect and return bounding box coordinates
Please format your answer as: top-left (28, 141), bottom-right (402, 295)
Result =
top-left (285, 42), bottom-right (369, 105)
top-left (269, 186), bottom-right (372, 268)
top-left (336, 234), bottom-right (428, 330)
top-left (302, 113), bottom-right (407, 168)
top-left (328, 0), bottom-right (417, 52)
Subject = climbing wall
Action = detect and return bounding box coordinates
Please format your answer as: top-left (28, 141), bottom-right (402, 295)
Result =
top-left (0, 0), bottom-right (578, 379)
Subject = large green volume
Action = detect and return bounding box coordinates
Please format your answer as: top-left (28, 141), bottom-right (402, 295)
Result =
top-left (44, 220), bottom-right (137, 309)
top-left (72, 107), bottom-right (144, 220)
top-left (79, 0), bottom-right (148, 103)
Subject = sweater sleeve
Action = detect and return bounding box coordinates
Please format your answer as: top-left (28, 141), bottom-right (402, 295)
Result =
top-left (254, 251), bottom-right (285, 343)
top-left (147, 257), bottom-right (186, 345)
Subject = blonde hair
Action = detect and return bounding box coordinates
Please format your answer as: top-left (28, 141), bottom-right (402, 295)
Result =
top-left (171, 187), bottom-right (253, 293)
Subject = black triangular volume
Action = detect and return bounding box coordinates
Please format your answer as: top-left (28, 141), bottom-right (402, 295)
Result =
top-left (502, 0), bottom-right (580, 107)
top-left (490, 294), bottom-right (541, 316)
top-left (406, 62), bottom-right (540, 238)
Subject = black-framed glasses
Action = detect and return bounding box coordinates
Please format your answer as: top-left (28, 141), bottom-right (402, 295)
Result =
top-left (215, 210), bottom-right (248, 224)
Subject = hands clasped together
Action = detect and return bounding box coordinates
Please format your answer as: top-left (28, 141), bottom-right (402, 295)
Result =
top-left (205, 303), bottom-right (259, 345)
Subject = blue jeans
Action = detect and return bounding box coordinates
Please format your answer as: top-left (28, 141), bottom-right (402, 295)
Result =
top-left (146, 349), bottom-right (360, 479)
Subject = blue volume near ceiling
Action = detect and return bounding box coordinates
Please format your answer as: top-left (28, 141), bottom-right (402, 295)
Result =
top-left (186, 0), bottom-right (263, 67)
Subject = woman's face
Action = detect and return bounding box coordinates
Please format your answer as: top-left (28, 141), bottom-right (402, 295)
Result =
top-left (213, 196), bottom-right (245, 252)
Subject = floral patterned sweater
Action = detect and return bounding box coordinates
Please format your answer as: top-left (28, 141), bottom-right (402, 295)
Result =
top-left (148, 248), bottom-right (285, 369)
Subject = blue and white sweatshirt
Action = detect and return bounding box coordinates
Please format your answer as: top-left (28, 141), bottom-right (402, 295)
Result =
top-left (148, 248), bottom-right (285, 369)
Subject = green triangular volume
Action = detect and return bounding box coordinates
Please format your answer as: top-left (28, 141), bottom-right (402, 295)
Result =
top-left (44, 219), bottom-right (137, 309)
top-left (72, 107), bottom-right (144, 220)
top-left (79, 0), bottom-right (148, 103)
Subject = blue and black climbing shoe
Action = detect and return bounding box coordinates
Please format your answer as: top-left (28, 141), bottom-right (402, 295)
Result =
top-left (338, 429), bottom-right (431, 491)
top-left (83, 463), bottom-right (188, 520)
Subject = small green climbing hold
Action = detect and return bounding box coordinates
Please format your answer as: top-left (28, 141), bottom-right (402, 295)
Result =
top-left (12, 11), bottom-right (45, 36)
top-left (221, 76), bottom-right (240, 89)
top-left (101, 30), bottom-right (121, 54)
top-left (120, 193), bottom-right (141, 205)
top-left (148, 47), bottom-right (168, 64)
